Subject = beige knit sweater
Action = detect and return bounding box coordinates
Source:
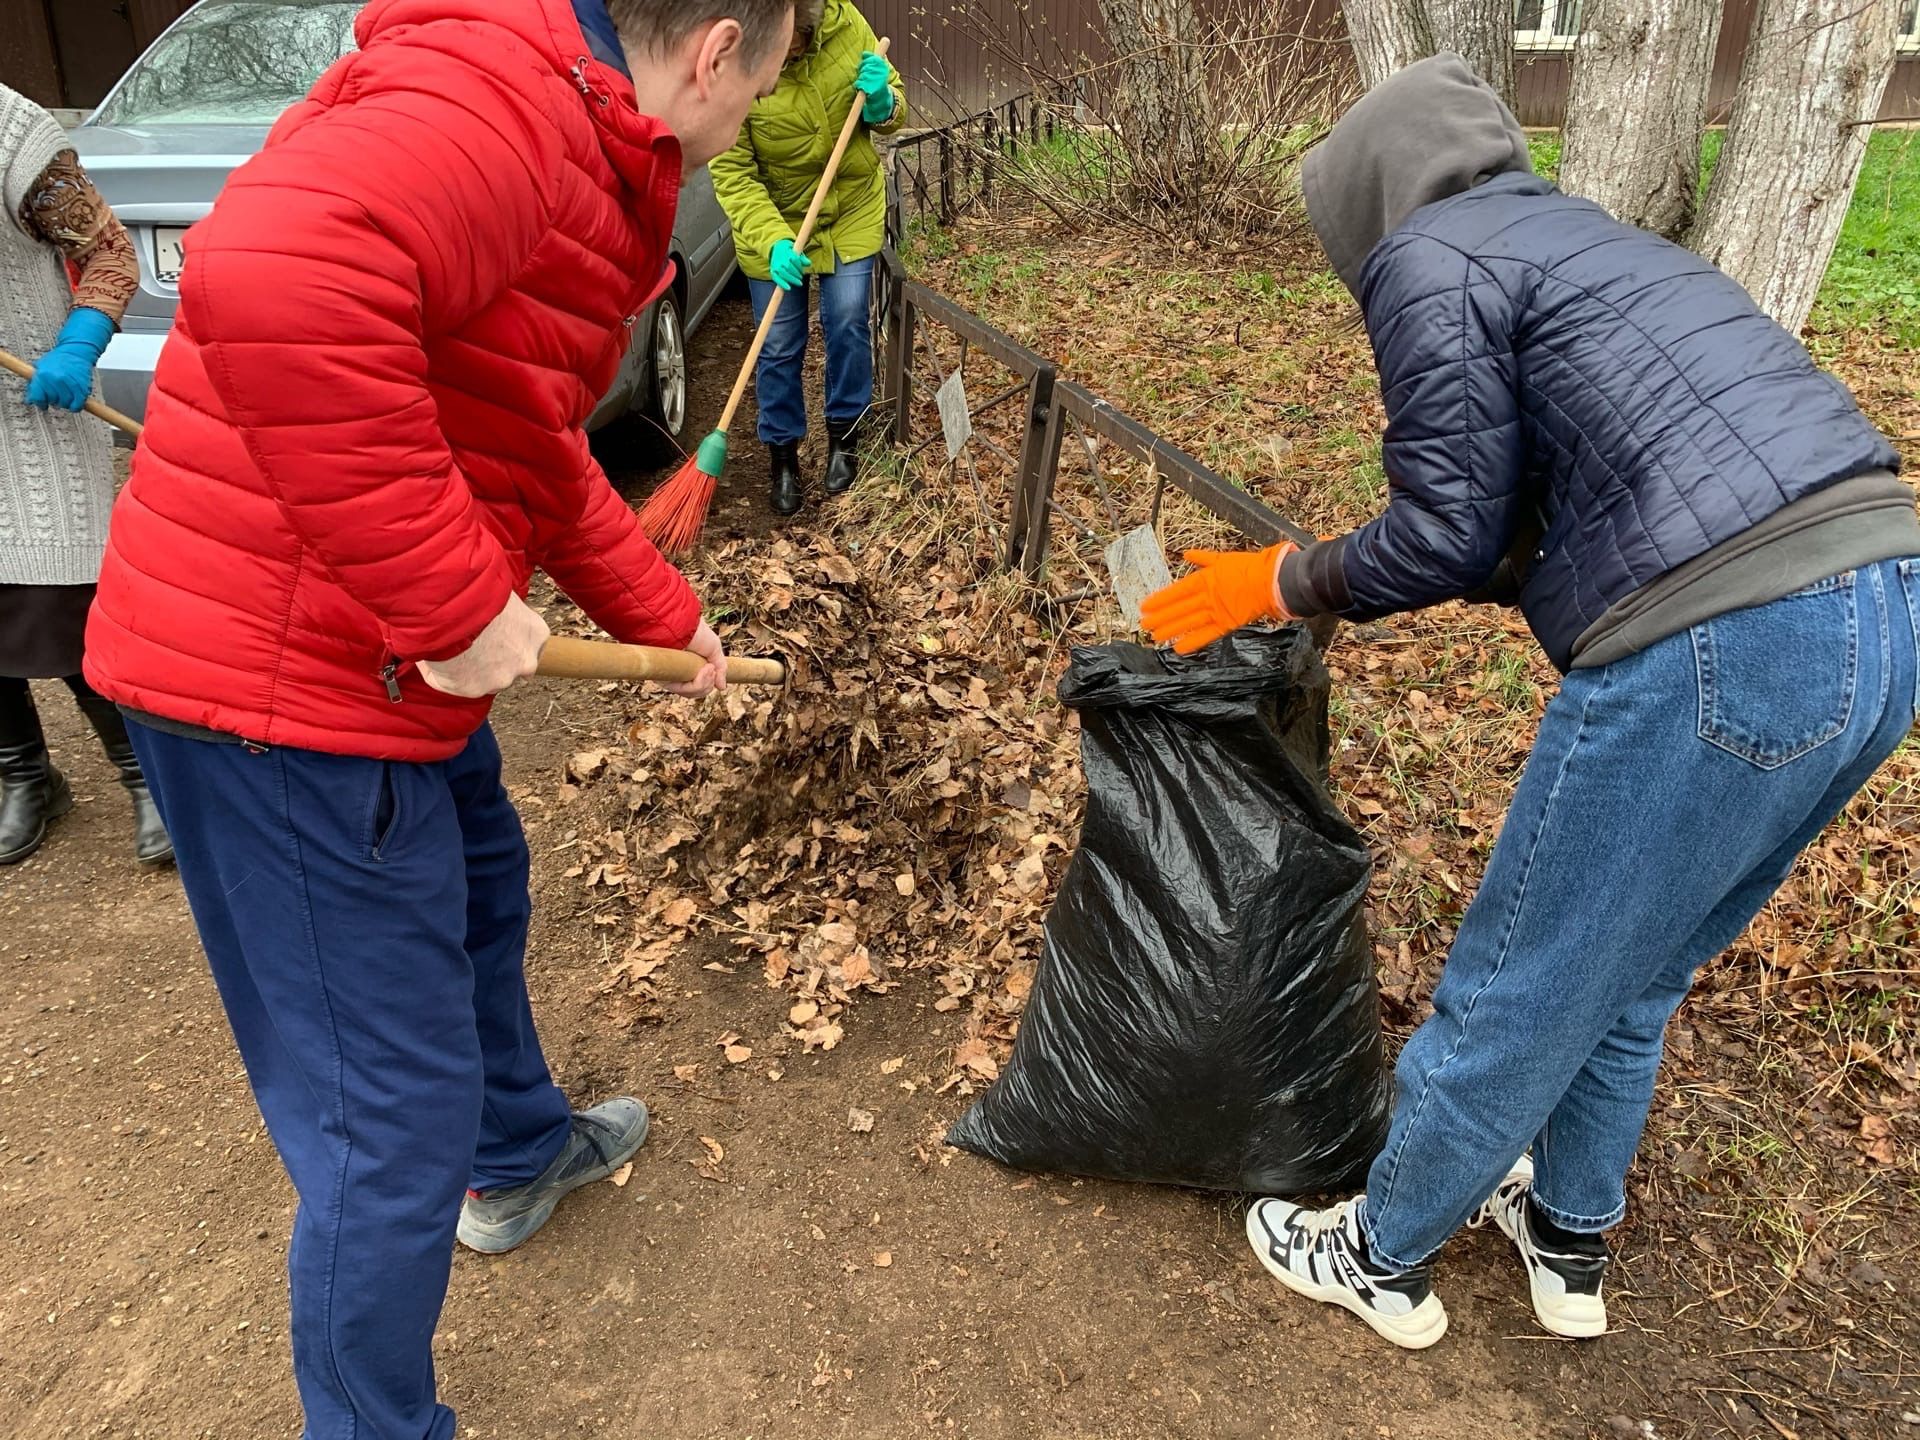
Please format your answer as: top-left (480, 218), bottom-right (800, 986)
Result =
top-left (0, 81), bottom-right (118, 587)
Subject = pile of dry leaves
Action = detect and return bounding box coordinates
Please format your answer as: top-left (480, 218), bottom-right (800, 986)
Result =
top-left (540, 480), bottom-right (1109, 1093)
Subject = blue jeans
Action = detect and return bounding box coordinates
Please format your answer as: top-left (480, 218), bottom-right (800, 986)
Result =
top-left (1362, 559), bottom-right (1920, 1268)
top-left (128, 722), bottom-right (573, 1440)
top-left (748, 253), bottom-right (875, 445)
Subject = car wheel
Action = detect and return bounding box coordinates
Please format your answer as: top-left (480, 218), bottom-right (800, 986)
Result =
top-left (643, 288), bottom-right (689, 442)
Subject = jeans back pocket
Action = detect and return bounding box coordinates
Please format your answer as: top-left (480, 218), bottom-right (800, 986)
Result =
top-left (1692, 572), bottom-right (1860, 770)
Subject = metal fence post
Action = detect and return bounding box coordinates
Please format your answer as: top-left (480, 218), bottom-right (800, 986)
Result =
top-left (888, 291), bottom-right (915, 448)
top-left (1004, 366), bottom-right (1056, 572)
top-left (938, 132), bottom-right (954, 225)
top-left (1019, 390), bottom-right (1068, 580)
top-left (982, 114), bottom-right (996, 208)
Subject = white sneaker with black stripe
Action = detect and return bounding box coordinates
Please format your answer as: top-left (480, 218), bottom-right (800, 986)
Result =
top-left (1244, 1197), bottom-right (1449, 1349)
top-left (1469, 1156), bottom-right (1609, 1339)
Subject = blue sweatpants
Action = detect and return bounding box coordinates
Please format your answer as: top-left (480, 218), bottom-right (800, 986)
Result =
top-left (128, 721), bottom-right (573, 1440)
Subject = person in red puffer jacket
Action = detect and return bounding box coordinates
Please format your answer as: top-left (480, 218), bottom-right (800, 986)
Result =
top-left (82, 1), bottom-right (793, 1436)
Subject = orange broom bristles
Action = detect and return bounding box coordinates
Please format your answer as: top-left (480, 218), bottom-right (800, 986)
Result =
top-left (636, 428), bottom-right (729, 557)
top-left (635, 456), bottom-right (714, 557)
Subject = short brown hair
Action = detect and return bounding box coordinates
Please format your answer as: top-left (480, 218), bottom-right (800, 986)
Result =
top-left (609, 0), bottom-right (796, 65)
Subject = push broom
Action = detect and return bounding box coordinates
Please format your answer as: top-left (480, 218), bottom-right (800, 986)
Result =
top-left (0, 348), bottom-right (787, 688)
top-left (636, 37), bottom-right (891, 557)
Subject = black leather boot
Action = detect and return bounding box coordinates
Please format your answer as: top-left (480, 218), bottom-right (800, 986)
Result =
top-left (823, 418), bottom-right (861, 497)
top-left (73, 688), bottom-right (174, 867)
top-left (0, 681), bottom-right (71, 865)
top-left (768, 440), bottom-right (804, 517)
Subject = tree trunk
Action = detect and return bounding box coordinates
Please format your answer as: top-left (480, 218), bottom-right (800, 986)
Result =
top-left (1343, 0), bottom-right (1437, 90)
top-left (1429, 0), bottom-right (1517, 107)
top-left (1093, 0), bottom-right (1218, 203)
top-left (1691, 0), bottom-right (1902, 332)
top-left (1560, 0), bottom-right (1724, 238)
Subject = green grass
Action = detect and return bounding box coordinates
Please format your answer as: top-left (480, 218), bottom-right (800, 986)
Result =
top-left (1817, 130), bottom-right (1920, 342)
top-left (1529, 128), bottom-right (1920, 340)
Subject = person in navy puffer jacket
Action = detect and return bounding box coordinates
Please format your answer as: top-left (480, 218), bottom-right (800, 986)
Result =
top-left (1145, 55), bottom-right (1918, 1351)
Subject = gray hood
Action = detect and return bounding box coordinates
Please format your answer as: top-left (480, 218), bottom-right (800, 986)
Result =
top-left (1302, 53), bottom-right (1532, 299)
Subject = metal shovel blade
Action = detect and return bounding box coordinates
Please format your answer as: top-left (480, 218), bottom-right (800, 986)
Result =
top-left (1104, 524), bottom-right (1174, 630)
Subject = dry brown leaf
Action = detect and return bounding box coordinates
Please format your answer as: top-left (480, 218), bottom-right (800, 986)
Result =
top-left (699, 1136), bottom-right (725, 1164)
top-left (840, 949), bottom-right (876, 988)
top-left (872, 1251), bottom-right (893, 1268)
top-left (848, 1107), bottom-right (875, 1133)
top-left (610, 1162), bottom-right (633, 1187)
top-left (801, 1021), bottom-right (845, 1052)
top-left (817, 554), bottom-right (859, 585)
top-left (724, 1044), bottom-right (753, 1064)
top-left (568, 749), bottom-right (612, 782)
top-left (880, 1056), bottom-right (906, 1075)
top-left (954, 1038), bottom-right (1000, 1081)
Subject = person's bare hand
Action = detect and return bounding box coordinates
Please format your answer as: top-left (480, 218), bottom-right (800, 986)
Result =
top-left (663, 621), bottom-right (727, 698)
top-left (416, 593), bottom-right (550, 698)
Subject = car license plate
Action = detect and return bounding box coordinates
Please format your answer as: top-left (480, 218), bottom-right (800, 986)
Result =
top-left (154, 227), bottom-right (190, 285)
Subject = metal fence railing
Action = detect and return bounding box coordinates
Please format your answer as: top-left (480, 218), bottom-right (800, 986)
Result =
top-left (875, 247), bottom-right (1315, 590)
top-left (885, 93), bottom-right (1057, 232)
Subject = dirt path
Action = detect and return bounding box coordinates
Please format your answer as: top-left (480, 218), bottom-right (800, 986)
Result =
top-left (1, 297), bottom-right (1909, 1440)
top-left (0, 679), bottom-right (1595, 1440)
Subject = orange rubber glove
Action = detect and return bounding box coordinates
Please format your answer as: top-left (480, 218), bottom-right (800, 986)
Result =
top-left (1140, 543), bottom-right (1298, 655)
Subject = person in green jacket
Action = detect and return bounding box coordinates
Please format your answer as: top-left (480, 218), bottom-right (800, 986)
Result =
top-left (710, 0), bottom-right (903, 516)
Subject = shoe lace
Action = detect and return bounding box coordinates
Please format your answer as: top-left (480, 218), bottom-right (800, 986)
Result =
top-left (1298, 1198), bottom-right (1364, 1246)
top-left (1471, 1176), bottom-right (1526, 1230)
top-left (570, 1108), bottom-right (626, 1169)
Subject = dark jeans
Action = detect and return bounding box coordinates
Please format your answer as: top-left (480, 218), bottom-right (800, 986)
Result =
top-left (748, 253), bottom-right (876, 444)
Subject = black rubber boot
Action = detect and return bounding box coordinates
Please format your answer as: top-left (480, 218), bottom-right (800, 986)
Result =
top-left (73, 688), bottom-right (174, 867)
top-left (768, 440), bottom-right (804, 517)
top-left (0, 681), bottom-right (71, 865)
top-left (823, 418), bottom-right (860, 497)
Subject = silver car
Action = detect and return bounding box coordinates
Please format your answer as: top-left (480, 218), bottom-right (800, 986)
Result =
top-left (69, 0), bottom-right (734, 444)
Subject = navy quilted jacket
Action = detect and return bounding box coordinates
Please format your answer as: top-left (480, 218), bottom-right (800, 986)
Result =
top-left (1299, 172), bottom-right (1899, 671)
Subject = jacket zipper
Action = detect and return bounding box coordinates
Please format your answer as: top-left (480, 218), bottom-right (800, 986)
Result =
top-left (379, 658), bottom-right (404, 703)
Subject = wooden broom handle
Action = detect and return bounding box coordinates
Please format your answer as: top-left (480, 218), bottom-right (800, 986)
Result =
top-left (536, 635), bottom-right (786, 687)
top-left (717, 36), bottom-right (892, 433)
top-left (0, 347), bottom-right (145, 439)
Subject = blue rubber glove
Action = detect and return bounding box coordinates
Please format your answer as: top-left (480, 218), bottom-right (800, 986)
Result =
top-left (25, 307), bottom-right (114, 412)
top-left (855, 51), bottom-right (895, 125)
top-left (769, 237), bottom-right (812, 292)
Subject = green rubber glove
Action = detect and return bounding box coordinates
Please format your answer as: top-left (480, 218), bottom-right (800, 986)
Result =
top-left (769, 237), bottom-right (811, 292)
top-left (855, 51), bottom-right (894, 125)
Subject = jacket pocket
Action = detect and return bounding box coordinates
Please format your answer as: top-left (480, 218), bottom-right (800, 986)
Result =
top-left (1692, 572), bottom-right (1859, 771)
top-left (363, 761), bottom-right (402, 863)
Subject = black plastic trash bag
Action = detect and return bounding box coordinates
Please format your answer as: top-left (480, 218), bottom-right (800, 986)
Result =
top-left (948, 627), bottom-right (1390, 1193)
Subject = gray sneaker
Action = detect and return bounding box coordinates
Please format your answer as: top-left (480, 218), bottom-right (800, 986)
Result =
top-left (456, 1097), bottom-right (649, 1254)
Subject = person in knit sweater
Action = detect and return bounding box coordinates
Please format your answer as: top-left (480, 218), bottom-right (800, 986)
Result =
top-left (0, 79), bottom-right (170, 866)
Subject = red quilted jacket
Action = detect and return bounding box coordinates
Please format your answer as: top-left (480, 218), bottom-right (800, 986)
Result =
top-left (86, 0), bottom-right (699, 760)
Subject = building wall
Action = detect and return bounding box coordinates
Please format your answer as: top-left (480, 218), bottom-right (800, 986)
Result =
top-left (1511, 0), bottom-right (1917, 126)
top-left (5, 0), bottom-right (1912, 125)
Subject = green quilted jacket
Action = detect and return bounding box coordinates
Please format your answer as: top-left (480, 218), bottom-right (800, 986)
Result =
top-left (710, 0), bottom-right (904, 279)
